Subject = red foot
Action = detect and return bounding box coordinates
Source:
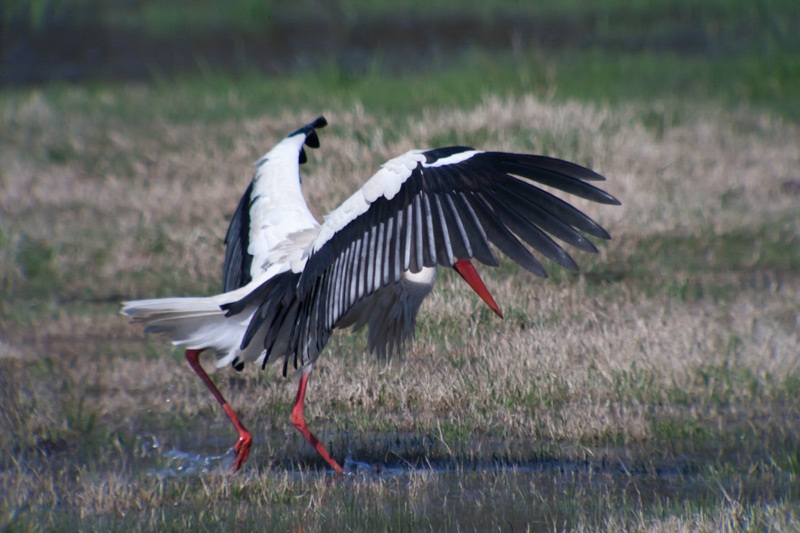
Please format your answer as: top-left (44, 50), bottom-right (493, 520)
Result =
top-left (223, 403), bottom-right (252, 472)
top-left (187, 349), bottom-right (253, 473)
top-left (233, 430), bottom-right (252, 472)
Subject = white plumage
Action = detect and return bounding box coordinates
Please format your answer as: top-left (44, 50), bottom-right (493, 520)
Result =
top-left (122, 116), bottom-right (620, 473)
top-left (247, 134), bottom-right (320, 276)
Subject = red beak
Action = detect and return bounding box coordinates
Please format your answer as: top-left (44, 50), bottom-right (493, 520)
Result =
top-left (452, 259), bottom-right (503, 319)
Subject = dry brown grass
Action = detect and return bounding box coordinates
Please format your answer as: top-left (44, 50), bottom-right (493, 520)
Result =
top-left (1, 88), bottom-right (799, 530)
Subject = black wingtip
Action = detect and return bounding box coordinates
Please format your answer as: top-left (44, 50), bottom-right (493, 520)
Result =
top-left (291, 116), bottom-right (328, 139)
top-left (305, 130), bottom-right (320, 148)
top-left (292, 116), bottom-right (327, 164)
top-left (304, 116), bottom-right (327, 147)
top-left (311, 116), bottom-right (327, 129)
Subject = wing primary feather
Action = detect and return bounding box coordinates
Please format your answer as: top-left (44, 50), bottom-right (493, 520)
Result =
top-left (259, 303), bottom-right (284, 369)
top-left (453, 192), bottom-right (498, 267)
top-left (482, 191), bottom-right (578, 270)
top-left (308, 276), bottom-right (325, 356)
top-left (495, 153), bottom-right (608, 182)
top-left (334, 245), bottom-right (347, 321)
top-left (375, 219), bottom-right (385, 290)
top-left (283, 300), bottom-right (306, 362)
top-left (325, 269), bottom-right (336, 330)
top-left (371, 220), bottom-right (381, 291)
top-left (308, 278), bottom-right (323, 361)
top-left (390, 209), bottom-right (405, 279)
top-left (366, 224), bottom-right (377, 294)
top-left (370, 198), bottom-right (388, 288)
top-left (358, 228), bottom-right (369, 300)
top-left (311, 273), bottom-right (324, 336)
top-left (442, 193), bottom-right (472, 258)
top-left (383, 215), bottom-right (394, 285)
top-left (337, 246), bottom-right (351, 324)
top-left (411, 195), bottom-right (424, 273)
top-left (338, 243), bottom-right (350, 318)
top-left (241, 301), bottom-right (267, 350)
top-left (287, 299), bottom-right (309, 373)
top-left (327, 255), bottom-right (340, 329)
top-left (237, 274), bottom-right (292, 349)
top-left (345, 240), bottom-right (358, 312)
top-left (494, 183), bottom-right (598, 253)
top-left (466, 192), bottom-right (548, 277)
top-left (354, 234), bottom-right (365, 305)
top-left (222, 181), bottom-right (254, 291)
top-left (403, 202), bottom-right (413, 271)
top-left (508, 165), bottom-right (619, 204)
top-left (263, 303), bottom-right (295, 370)
top-left (293, 296), bottom-right (312, 363)
top-left (420, 193), bottom-right (437, 266)
top-left (253, 300), bottom-right (286, 363)
top-left (348, 238), bottom-right (361, 308)
top-left (393, 208), bottom-right (404, 279)
top-left (261, 276), bottom-right (301, 356)
top-left (282, 350), bottom-right (290, 377)
top-left (337, 247), bottom-right (349, 322)
top-left (431, 194), bottom-right (455, 265)
top-left (500, 177), bottom-right (613, 239)
top-left (318, 266), bottom-right (332, 332)
top-left (498, 157), bottom-right (620, 205)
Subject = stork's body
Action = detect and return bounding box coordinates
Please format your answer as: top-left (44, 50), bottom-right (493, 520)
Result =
top-left (123, 117), bottom-right (619, 473)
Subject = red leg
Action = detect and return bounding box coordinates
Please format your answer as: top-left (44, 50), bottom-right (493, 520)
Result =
top-left (292, 369), bottom-right (343, 473)
top-left (185, 349), bottom-right (252, 472)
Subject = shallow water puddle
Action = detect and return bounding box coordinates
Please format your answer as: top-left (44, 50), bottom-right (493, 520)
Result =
top-left (136, 432), bottom-right (236, 476)
top-left (132, 428), bottom-right (795, 506)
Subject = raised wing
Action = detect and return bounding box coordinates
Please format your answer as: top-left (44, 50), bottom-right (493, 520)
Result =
top-left (299, 147), bottom-right (618, 299)
top-left (226, 146), bottom-right (619, 371)
top-left (222, 117), bottom-right (327, 291)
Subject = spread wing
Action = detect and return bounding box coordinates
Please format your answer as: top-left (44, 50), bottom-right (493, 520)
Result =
top-left (226, 146), bottom-right (620, 371)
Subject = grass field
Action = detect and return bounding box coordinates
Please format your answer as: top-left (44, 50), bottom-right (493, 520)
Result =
top-left (2, 1), bottom-right (800, 531)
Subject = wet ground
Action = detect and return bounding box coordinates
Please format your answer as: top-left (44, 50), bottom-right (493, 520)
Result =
top-left (7, 414), bottom-right (797, 529)
top-left (130, 425), bottom-right (798, 495)
top-left (91, 426), bottom-right (794, 531)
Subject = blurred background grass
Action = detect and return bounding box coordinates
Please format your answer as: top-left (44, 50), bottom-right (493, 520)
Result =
top-left (2, 0), bottom-right (798, 120)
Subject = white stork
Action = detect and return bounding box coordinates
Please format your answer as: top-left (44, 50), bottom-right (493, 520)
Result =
top-left (122, 116), bottom-right (620, 473)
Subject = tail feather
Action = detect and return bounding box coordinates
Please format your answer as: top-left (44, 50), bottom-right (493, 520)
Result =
top-left (122, 297), bottom-right (247, 363)
top-left (122, 296), bottom-right (224, 322)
